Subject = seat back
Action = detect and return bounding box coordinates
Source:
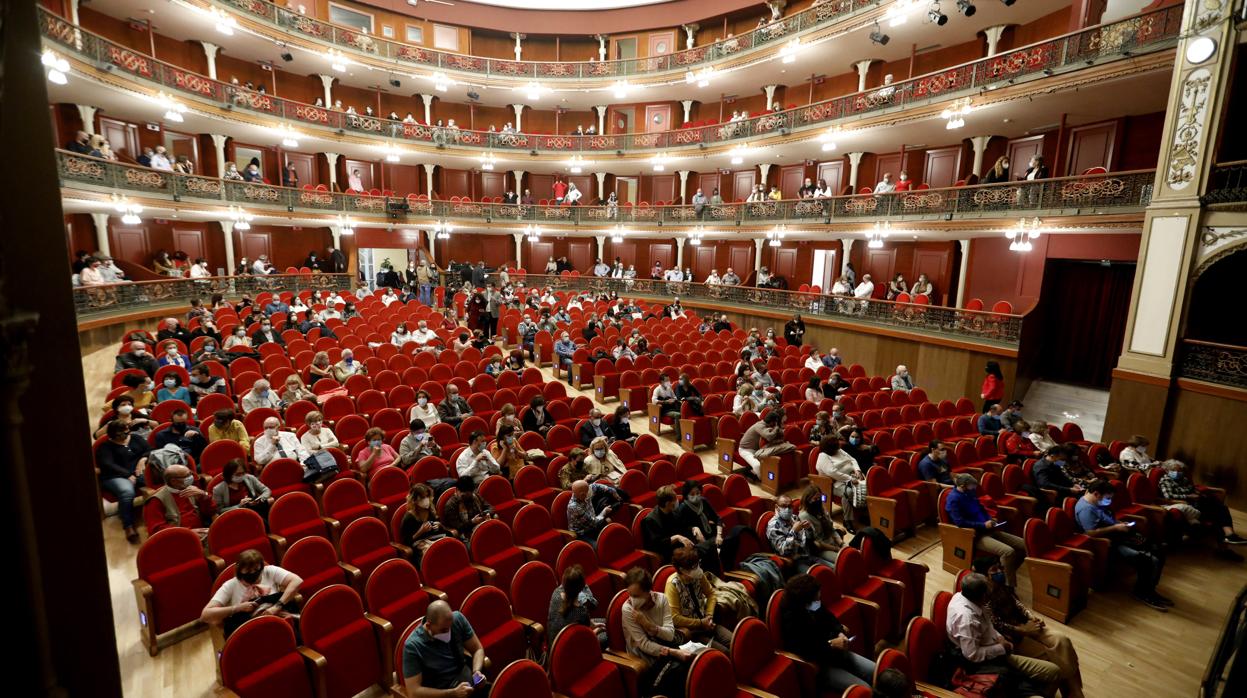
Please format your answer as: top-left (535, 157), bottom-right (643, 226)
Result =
top-left (300, 584), bottom-right (381, 698)
top-left (492, 659), bottom-right (554, 698)
top-left (364, 558), bottom-right (430, 647)
top-left (509, 560), bottom-right (558, 630)
top-left (220, 615), bottom-right (313, 696)
top-left (551, 624), bottom-right (624, 698)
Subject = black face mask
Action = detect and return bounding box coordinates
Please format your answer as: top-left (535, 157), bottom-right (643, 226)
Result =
top-left (238, 566), bottom-right (263, 584)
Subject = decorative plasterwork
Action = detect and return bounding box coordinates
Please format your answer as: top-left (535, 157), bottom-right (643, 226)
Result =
top-left (1195, 227), bottom-right (1247, 277)
top-left (1166, 69), bottom-right (1212, 191)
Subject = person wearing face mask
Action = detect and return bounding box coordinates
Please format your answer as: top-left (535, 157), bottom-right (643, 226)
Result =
top-left (279, 375), bottom-right (315, 407)
top-left (548, 564), bottom-right (608, 649)
top-left (207, 408), bottom-right (250, 451)
top-left (96, 420), bottom-right (151, 542)
top-left (584, 436), bottom-right (626, 482)
top-left (917, 440), bottom-right (954, 486)
top-left (356, 427), bottom-right (398, 480)
top-left (1079, 479), bottom-right (1179, 608)
top-left (455, 431), bottom-right (502, 485)
top-left (1157, 459), bottom-right (1247, 555)
top-left (738, 411), bottom-right (793, 482)
top-left (578, 408), bottom-right (612, 447)
top-left (250, 319), bottom-right (284, 347)
top-left (553, 332), bottom-right (579, 385)
top-left (191, 337), bottom-right (225, 367)
top-left (307, 351), bottom-right (333, 387)
top-left (558, 448), bottom-right (595, 490)
top-left (1032, 447), bottom-right (1085, 504)
top-left (675, 481), bottom-right (734, 572)
top-left (443, 476), bottom-right (497, 539)
top-left (188, 365), bottom-right (226, 403)
top-left (115, 340), bottom-right (159, 377)
top-left (622, 567), bottom-right (696, 696)
top-left (401, 482), bottom-right (452, 563)
top-left (156, 317), bottom-right (193, 347)
top-left (332, 349), bottom-right (367, 382)
top-left (1118, 434), bottom-right (1156, 472)
top-left (213, 458), bottom-right (273, 515)
top-left (947, 573), bottom-right (1061, 696)
top-left (201, 548), bottom-right (302, 639)
top-left (946, 474), bottom-right (1028, 588)
top-left (608, 405), bottom-right (638, 446)
top-left (240, 379), bottom-right (282, 414)
top-left (95, 395), bottom-right (156, 442)
top-left (971, 557), bottom-right (1085, 698)
top-left (815, 437), bottom-right (865, 532)
top-left (842, 428), bottom-right (877, 471)
top-left (157, 341), bottom-right (191, 370)
top-left (155, 374), bottom-right (191, 405)
top-left (438, 386), bottom-right (473, 428)
top-left (642, 486), bottom-right (706, 567)
top-left (651, 375), bottom-right (682, 435)
top-left (489, 425), bottom-right (532, 478)
top-left (223, 325), bottom-right (253, 351)
top-left (779, 573), bottom-right (875, 694)
top-left (149, 463), bottom-right (213, 537)
top-left (890, 364), bottom-right (914, 392)
top-left (254, 416), bottom-right (310, 467)
top-left (401, 599), bottom-right (490, 697)
top-left (1002, 421), bottom-right (1039, 464)
top-left (522, 395), bottom-right (554, 435)
top-left (799, 484), bottom-right (845, 563)
top-left (408, 390), bottom-right (441, 426)
top-left (299, 411), bottom-right (339, 453)
top-left (154, 408), bottom-right (208, 460)
top-left (766, 495), bottom-right (827, 569)
top-left (665, 546), bottom-right (734, 652)
top-left (398, 418), bottom-right (441, 467)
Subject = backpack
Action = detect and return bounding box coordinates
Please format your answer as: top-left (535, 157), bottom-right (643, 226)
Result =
top-left (147, 444), bottom-right (188, 484)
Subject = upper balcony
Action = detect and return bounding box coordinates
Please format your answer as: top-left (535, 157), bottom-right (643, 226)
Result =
top-left (41, 4), bottom-right (1182, 163)
top-left (57, 148), bottom-right (1155, 230)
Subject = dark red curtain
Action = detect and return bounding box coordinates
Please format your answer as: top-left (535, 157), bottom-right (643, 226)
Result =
top-left (1035, 260), bottom-right (1136, 388)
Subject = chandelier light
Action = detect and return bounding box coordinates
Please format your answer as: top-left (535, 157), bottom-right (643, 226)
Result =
top-left (613, 81), bottom-right (632, 99)
top-left (766, 224), bottom-right (787, 248)
top-left (941, 97), bottom-right (972, 129)
top-left (227, 205), bottom-right (254, 230)
top-left (434, 220), bottom-right (453, 240)
top-left (728, 145), bottom-right (750, 166)
top-left (326, 49), bottom-right (348, 73)
top-left (525, 224), bottom-right (542, 243)
top-left (112, 195), bottom-right (143, 225)
top-left (611, 224), bottom-right (626, 244)
top-left (337, 216), bottom-right (355, 235)
top-left (866, 221), bottom-right (891, 248)
top-left (567, 155), bottom-right (586, 174)
top-left (688, 225), bottom-right (705, 246)
top-left (480, 152), bottom-right (497, 171)
top-left (886, 0), bottom-right (918, 26)
top-left (155, 92), bottom-right (188, 123)
top-left (431, 72), bottom-right (452, 92)
top-left (1007, 218), bottom-right (1041, 252)
top-left (685, 68), bottom-right (715, 88)
top-left (780, 39), bottom-right (801, 64)
top-left (208, 8), bottom-right (238, 35)
top-left (275, 125), bottom-right (301, 148)
top-left (42, 50), bottom-right (70, 85)
top-left (651, 153), bottom-right (670, 172)
top-left (517, 82), bottom-right (546, 101)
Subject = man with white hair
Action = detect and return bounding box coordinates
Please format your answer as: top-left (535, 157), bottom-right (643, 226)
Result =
top-left (411, 320), bottom-right (436, 346)
top-left (241, 379), bottom-right (282, 413)
top-left (253, 415), bottom-right (309, 466)
top-left (579, 408), bottom-right (611, 447)
top-left (722, 267), bottom-right (741, 285)
top-left (554, 331), bottom-right (579, 386)
top-left (115, 340), bottom-right (159, 376)
top-left (891, 365), bottom-right (914, 392)
top-left (401, 599), bottom-right (490, 696)
top-left (332, 349), bottom-right (366, 382)
top-left (853, 274), bottom-right (875, 299)
top-left (705, 269), bottom-right (721, 285)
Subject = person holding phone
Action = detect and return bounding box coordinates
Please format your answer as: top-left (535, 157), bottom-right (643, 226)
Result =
top-left (1074, 480), bottom-right (1173, 611)
top-left (401, 599), bottom-right (490, 697)
top-left (200, 548), bottom-right (302, 639)
top-left (778, 573), bottom-right (875, 694)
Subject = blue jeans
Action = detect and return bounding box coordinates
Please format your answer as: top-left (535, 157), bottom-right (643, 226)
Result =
top-left (820, 651), bottom-right (876, 693)
top-left (101, 474), bottom-right (146, 528)
top-left (418, 283), bottom-right (432, 306)
top-left (1112, 543), bottom-right (1164, 595)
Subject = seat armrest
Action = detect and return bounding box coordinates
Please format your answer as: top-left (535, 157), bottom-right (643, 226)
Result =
top-left (297, 646), bottom-right (329, 698)
top-left (737, 686), bottom-right (783, 698)
top-left (338, 561), bottom-right (362, 586)
top-left (470, 563), bottom-right (497, 584)
top-left (206, 554), bottom-right (227, 578)
top-left (422, 585), bottom-right (450, 603)
top-left (513, 614), bottom-right (545, 639)
top-left (556, 528), bottom-right (577, 540)
top-left (602, 651), bottom-right (646, 676)
top-left (390, 542), bottom-right (414, 559)
top-left (365, 613), bottom-right (395, 684)
top-left (516, 544), bottom-right (540, 561)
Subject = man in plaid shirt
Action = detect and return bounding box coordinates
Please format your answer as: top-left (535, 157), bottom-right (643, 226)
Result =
top-left (1156, 460), bottom-right (1246, 555)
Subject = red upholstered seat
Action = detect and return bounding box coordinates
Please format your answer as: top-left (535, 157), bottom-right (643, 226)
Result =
top-left (220, 615), bottom-right (316, 698)
top-left (469, 518), bottom-right (527, 591)
top-left (340, 517), bottom-right (400, 581)
top-left (364, 558), bottom-right (433, 652)
top-left (281, 535), bottom-right (352, 597)
top-left (134, 527), bottom-right (214, 654)
top-left (730, 617), bottom-right (807, 697)
top-left (491, 659), bottom-right (556, 698)
top-left (208, 508), bottom-right (276, 566)
top-left (556, 540), bottom-right (615, 605)
top-left (550, 624), bottom-right (632, 698)
top-left (513, 503), bottom-right (571, 568)
top-left (461, 586), bottom-right (532, 678)
top-left (300, 585), bottom-right (389, 698)
top-left (422, 537), bottom-right (493, 608)
top-left (322, 478), bottom-right (383, 528)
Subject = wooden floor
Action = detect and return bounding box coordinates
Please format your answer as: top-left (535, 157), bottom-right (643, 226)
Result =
top-left (83, 352), bottom-right (1247, 698)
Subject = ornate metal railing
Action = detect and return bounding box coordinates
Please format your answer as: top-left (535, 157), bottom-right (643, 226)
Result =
top-left (57, 150), bottom-right (1155, 226)
top-left (1204, 161), bottom-right (1247, 204)
top-left (73, 273), bottom-right (353, 319)
top-left (213, 0), bottom-right (876, 81)
top-left (1179, 339), bottom-right (1247, 390)
top-left (511, 275), bottom-right (1023, 347)
top-left (39, 5), bottom-right (1183, 155)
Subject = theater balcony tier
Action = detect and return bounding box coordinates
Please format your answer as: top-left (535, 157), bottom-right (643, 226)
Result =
top-left (41, 6), bottom-right (1181, 160)
top-left (57, 150), bottom-right (1155, 228)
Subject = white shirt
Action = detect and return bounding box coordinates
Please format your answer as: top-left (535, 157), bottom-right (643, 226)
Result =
top-left (149, 153), bottom-right (173, 171)
top-left (853, 281), bottom-right (875, 299)
top-left (253, 430), bottom-right (310, 466)
top-left (391, 331), bottom-right (412, 347)
top-left (190, 263), bottom-right (211, 279)
top-left (946, 592), bottom-right (1007, 663)
top-left (565, 187), bottom-right (582, 203)
top-left (456, 446), bottom-right (502, 484)
top-left (874, 180), bottom-right (896, 194)
top-left (804, 356), bottom-right (824, 371)
top-left (252, 259), bottom-right (269, 275)
top-left (210, 565), bottom-right (295, 607)
top-left (411, 328), bottom-right (436, 345)
top-left (1119, 446), bottom-right (1154, 470)
top-left (408, 402), bottom-right (440, 426)
top-left (301, 427), bottom-right (340, 452)
top-left (815, 450), bottom-right (861, 497)
top-left (664, 269), bottom-right (683, 281)
top-left (241, 389), bottom-right (282, 414)
top-left (382, 294), bottom-right (398, 307)
top-left (705, 273), bottom-right (721, 285)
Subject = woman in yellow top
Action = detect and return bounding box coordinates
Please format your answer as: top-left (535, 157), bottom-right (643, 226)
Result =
top-left (664, 546), bottom-right (734, 651)
top-left (490, 425), bottom-right (533, 479)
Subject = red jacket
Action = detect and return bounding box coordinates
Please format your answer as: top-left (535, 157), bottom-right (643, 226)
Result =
top-left (981, 374), bottom-right (1004, 401)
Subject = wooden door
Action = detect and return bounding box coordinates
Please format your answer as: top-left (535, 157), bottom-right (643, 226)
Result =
top-left (172, 228), bottom-right (205, 262)
top-left (864, 247), bottom-right (896, 284)
top-left (284, 152), bottom-right (316, 189)
top-left (648, 243), bottom-right (674, 270)
top-left (1065, 121), bottom-right (1118, 175)
top-left (529, 174), bottom-right (555, 202)
top-left (613, 36), bottom-right (638, 60)
top-left (693, 246), bottom-right (716, 280)
top-left (732, 171), bottom-right (756, 203)
top-left (644, 104), bottom-right (672, 134)
top-left (239, 232), bottom-right (271, 264)
top-left (779, 165), bottom-right (805, 199)
top-left (648, 31), bottom-right (675, 57)
top-left (441, 168), bottom-right (470, 198)
top-left (615, 176), bottom-right (638, 205)
top-left (164, 130), bottom-right (200, 172)
top-left (817, 160), bottom-right (844, 194)
top-left (611, 107), bottom-right (633, 135)
top-left (648, 174), bottom-right (675, 204)
top-left (567, 240), bottom-right (593, 271)
top-left (696, 173), bottom-right (721, 199)
top-left (923, 147), bottom-right (962, 188)
top-left (111, 224), bottom-right (149, 266)
top-left (1007, 136), bottom-right (1043, 174)
top-left (480, 172), bottom-right (506, 201)
top-left (728, 245), bottom-right (752, 276)
top-left (913, 248), bottom-right (951, 303)
top-left (344, 158), bottom-right (376, 191)
top-left (769, 247), bottom-right (798, 282)
top-left (875, 153), bottom-right (903, 184)
top-left (527, 241), bottom-right (553, 271)
top-left (611, 241), bottom-right (636, 268)
top-left (98, 117), bottom-right (140, 162)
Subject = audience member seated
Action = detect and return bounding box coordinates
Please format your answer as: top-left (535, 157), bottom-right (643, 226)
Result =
top-left (945, 474), bottom-right (1027, 588)
top-left (116, 340), bottom-right (158, 377)
top-left (299, 411), bottom-right (339, 453)
top-left (737, 411), bottom-right (793, 482)
top-left (156, 317), bottom-right (192, 347)
top-left (584, 436), bottom-right (626, 482)
top-left (554, 332), bottom-right (579, 385)
top-left (918, 440), bottom-right (954, 486)
top-left (558, 448), bottom-right (593, 489)
top-left (307, 352), bottom-right (333, 385)
top-left (200, 549), bottom-right (302, 640)
top-left (1000, 400), bottom-right (1025, 431)
top-left (971, 557), bottom-right (1085, 698)
top-left (549, 563), bottom-right (607, 649)
top-left (1157, 459), bottom-right (1247, 550)
top-left (250, 320), bottom-right (284, 347)
top-left (223, 326), bottom-right (253, 351)
top-left (356, 427), bottom-right (398, 480)
top-left (799, 484), bottom-right (846, 563)
top-left (401, 599), bottom-right (491, 697)
top-left (279, 375), bottom-right (315, 406)
top-left (675, 481), bottom-right (726, 568)
top-left (1033, 448), bottom-right (1085, 503)
top-left (780, 573), bottom-right (876, 694)
top-left (665, 547), bottom-right (734, 651)
top-left (946, 573), bottom-right (1060, 695)
top-left (815, 436), bottom-right (865, 530)
top-left (643, 486), bottom-right (707, 567)
top-left (212, 459), bottom-right (273, 516)
top-left (977, 405), bottom-right (1004, 437)
top-left (438, 384), bottom-right (473, 428)
top-left (522, 395), bottom-right (554, 435)
top-left (623, 567), bottom-right (696, 697)
top-left (610, 405), bottom-right (637, 445)
top-left (579, 408), bottom-right (612, 446)
top-left (409, 390), bottom-right (440, 426)
top-left (1027, 420), bottom-right (1059, 453)
top-left (149, 463), bottom-right (213, 537)
top-left (456, 431), bottom-right (502, 485)
top-left (490, 425), bottom-right (532, 477)
top-left (154, 408), bottom-right (207, 461)
top-left (157, 341), bottom-right (192, 370)
top-left (1074, 480), bottom-right (1173, 610)
top-left (1003, 422), bottom-right (1039, 462)
top-left (766, 494), bottom-right (828, 571)
top-left (443, 476), bottom-right (497, 540)
top-left (156, 374), bottom-right (191, 405)
top-left (654, 375), bottom-right (683, 428)
top-left (401, 483), bottom-right (453, 562)
top-left (890, 364), bottom-right (915, 392)
top-left (96, 420), bottom-right (149, 543)
top-left (843, 430), bottom-right (878, 473)
top-left (240, 379), bottom-right (281, 414)
top-left (253, 416), bottom-right (308, 467)
top-left (1118, 435), bottom-right (1156, 472)
top-left (332, 349), bottom-right (366, 382)
top-left (208, 409), bottom-right (250, 451)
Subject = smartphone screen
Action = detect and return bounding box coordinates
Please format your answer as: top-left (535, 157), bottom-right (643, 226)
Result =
top-left (471, 674), bottom-right (484, 686)
top-left (1125, 521), bottom-right (1136, 527)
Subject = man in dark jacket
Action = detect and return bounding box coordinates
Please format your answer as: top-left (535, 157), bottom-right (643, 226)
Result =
top-left (1032, 448), bottom-right (1084, 502)
top-left (326, 246), bottom-right (347, 274)
top-left (96, 421), bottom-right (150, 542)
top-left (579, 408), bottom-right (612, 447)
top-left (115, 340), bottom-right (160, 377)
top-left (641, 486), bottom-right (696, 565)
top-left (779, 573), bottom-right (875, 694)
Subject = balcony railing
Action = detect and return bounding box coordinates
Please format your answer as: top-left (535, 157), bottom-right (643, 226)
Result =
top-left (1179, 339), bottom-right (1247, 390)
top-left (39, 5), bottom-right (1183, 155)
top-left (73, 273), bottom-right (353, 319)
top-left (214, 0), bottom-right (876, 81)
top-left (1204, 161), bottom-right (1247, 204)
top-left (504, 275), bottom-right (1024, 347)
top-left (57, 150), bottom-right (1156, 226)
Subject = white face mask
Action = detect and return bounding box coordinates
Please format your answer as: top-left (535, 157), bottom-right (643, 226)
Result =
top-left (118, 404), bottom-right (134, 415)
top-left (594, 450), bottom-right (606, 459)
top-left (265, 427), bottom-right (278, 437)
top-left (432, 629), bottom-right (452, 643)
top-left (418, 497), bottom-right (431, 508)
top-left (418, 397), bottom-right (428, 406)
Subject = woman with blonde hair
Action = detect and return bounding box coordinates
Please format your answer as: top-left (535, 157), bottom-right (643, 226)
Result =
top-left (983, 155), bottom-right (1011, 184)
top-left (733, 383), bottom-right (759, 416)
top-left (300, 410), bottom-right (339, 452)
top-left (279, 374), bottom-right (315, 406)
top-left (307, 351), bottom-right (333, 386)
